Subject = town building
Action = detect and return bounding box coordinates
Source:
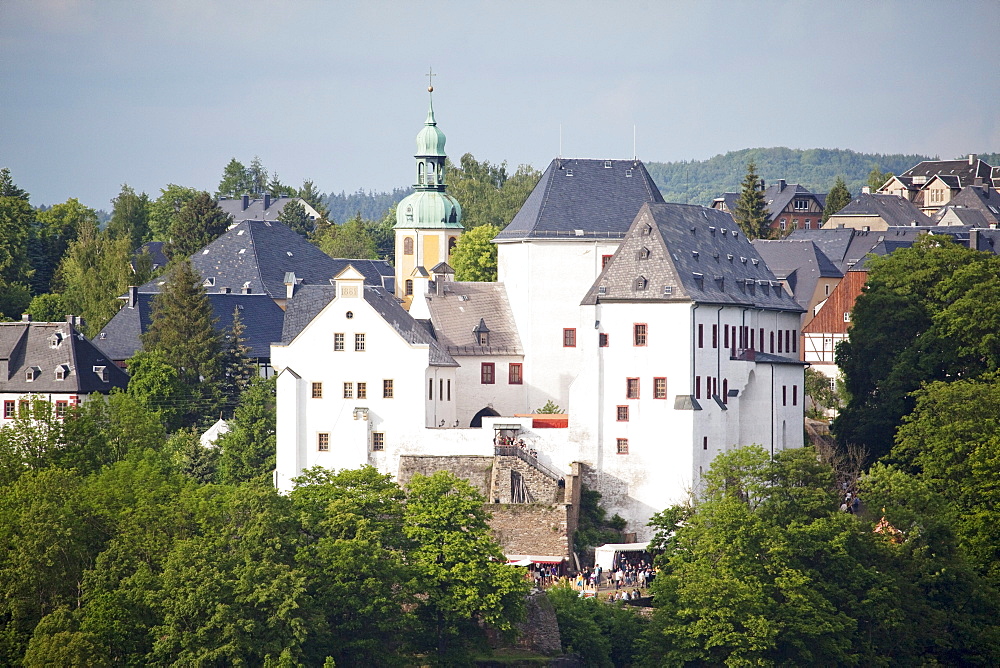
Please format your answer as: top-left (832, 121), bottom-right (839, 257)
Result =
top-left (712, 180), bottom-right (827, 232)
top-left (1, 316), bottom-right (129, 424)
top-left (271, 92), bottom-right (806, 540)
top-left (218, 194), bottom-right (324, 225)
top-left (877, 155), bottom-right (996, 215)
top-left (93, 217), bottom-right (394, 372)
top-left (821, 190), bottom-right (933, 230)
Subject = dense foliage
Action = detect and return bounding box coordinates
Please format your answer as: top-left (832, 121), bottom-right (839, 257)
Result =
top-left (732, 160), bottom-right (771, 239)
top-left (833, 235), bottom-right (1000, 463)
top-left (644, 446), bottom-right (1000, 666)
top-left (0, 396), bottom-right (529, 665)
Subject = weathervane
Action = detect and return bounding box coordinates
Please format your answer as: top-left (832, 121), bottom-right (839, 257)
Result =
top-left (426, 66), bottom-right (436, 92)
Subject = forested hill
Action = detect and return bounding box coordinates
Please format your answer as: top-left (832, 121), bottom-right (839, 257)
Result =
top-left (325, 187), bottom-right (412, 223)
top-left (645, 147), bottom-right (936, 206)
top-left (321, 149), bottom-right (1000, 222)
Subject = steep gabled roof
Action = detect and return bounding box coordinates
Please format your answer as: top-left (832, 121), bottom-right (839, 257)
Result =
top-left (786, 227), bottom-right (972, 272)
top-left (138, 219), bottom-right (393, 298)
top-left (279, 284), bottom-right (457, 366)
top-left (714, 182), bottom-right (826, 223)
top-left (218, 196), bottom-right (321, 223)
top-left (424, 282), bottom-right (523, 356)
top-left (581, 203), bottom-right (802, 312)
top-left (92, 293), bottom-right (285, 362)
top-left (829, 193), bottom-right (934, 227)
top-left (1, 320), bottom-right (128, 393)
top-left (932, 186), bottom-right (1000, 225)
top-left (751, 239), bottom-right (842, 311)
top-left (494, 158), bottom-right (663, 241)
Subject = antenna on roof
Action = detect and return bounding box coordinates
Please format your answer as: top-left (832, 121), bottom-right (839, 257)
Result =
top-left (559, 124), bottom-right (563, 160)
top-left (633, 124), bottom-right (637, 161)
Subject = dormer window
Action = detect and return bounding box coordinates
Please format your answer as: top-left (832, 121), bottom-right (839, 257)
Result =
top-left (49, 332), bottom-right (63, 348)
top-left (473, 318), bottom-right (491, 347)
top-left (634, 276), bottom-right (648, 291)
top-left (93, 365), bottom-right (107, 382)
top-left (55, 364), bottom-right (69, 381)
top-left (25, 367), bottom-right (40, 382)
top-left (203, 277), bottom-right (215, 287)
top-left (637, 247), bottom-right (650, 260)
top-left (604, 160), bottom-right (612, 169)
top-left (642, 224), bottom-right (652, 236)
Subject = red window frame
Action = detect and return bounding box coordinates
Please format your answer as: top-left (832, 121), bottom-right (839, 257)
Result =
top-left (481, 362), bottom-right (495, 384)
top-left (698, 324), bottom-right (704, 348)
top-left (654, 377), bottom-right (667, 399)
top-left (563, 328), bottom-right (576, 347)
top-left (509, 363), bottom-right (523, 385)
top-left (616, 438), bottom-right (629, 454)
top-left (626, 377), bottom-right (639, 399)
top-left (311, 382), bottom-right (323, 399)
top-left (695, 375), bottom-right (701, 400)
top-left (712, 324), bottom-right (718, 348)
top-left (3, 400), bottom-right (13, 419)
top-left (599, 333), bottom-right (609, 347)
top-left (55, 400), bottom-right (68, 419)
top-left (602, 254), bottom-right (613, 269)
top-left (633, 323), bottom-right (647, 346)
top-left (616, 405), bottom-right (629, 421)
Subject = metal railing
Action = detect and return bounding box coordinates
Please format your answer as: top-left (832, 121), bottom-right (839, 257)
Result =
top-left (494, 445), bottom-right (564, 482)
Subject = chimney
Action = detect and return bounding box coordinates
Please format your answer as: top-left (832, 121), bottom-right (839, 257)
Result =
top-left (974, 176), bottom-right (984, 188)
top-left (862, 186), bottom-right (871, 194)
top-left (128, 285), bottom-right (138, 308)
top-left (21, 313), bottom-right (30, 322)
top-left (759, 178), bottom-right (766, 191)
top-left (283, 272), bottom-right (297, 300)
top-left (264, 194), bottom-right (272, 210)
top-left (971, 229), bottom-right (979, 250)
top-left (969, 154), bottom-right (977, 165)
top-left (242, 194), bottom-right (249, 210)
top-left (777, 179), bottom-right (786, 192)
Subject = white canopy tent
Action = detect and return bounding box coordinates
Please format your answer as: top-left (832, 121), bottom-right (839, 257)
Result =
top-left (593, 542), bottom-right (650, 572)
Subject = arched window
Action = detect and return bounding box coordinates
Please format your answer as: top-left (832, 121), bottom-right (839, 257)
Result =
top-left (403, 237), bottom-right (414, 255)
top-left (418, 163), bottom-right (425, 185)
top-left (448, 236), bottom-right (458, 254)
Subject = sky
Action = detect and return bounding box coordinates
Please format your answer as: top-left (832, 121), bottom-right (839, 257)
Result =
top-left (2, 0), bottom-right (998, 211)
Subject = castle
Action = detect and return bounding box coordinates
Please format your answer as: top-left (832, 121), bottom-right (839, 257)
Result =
top-left (271, 89), bottom-right (805, 539)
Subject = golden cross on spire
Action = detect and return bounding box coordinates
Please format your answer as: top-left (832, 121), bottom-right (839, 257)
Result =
top-left (426, 66), bottom-right (436, 92)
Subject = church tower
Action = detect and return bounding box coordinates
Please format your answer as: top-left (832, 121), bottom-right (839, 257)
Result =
top-left (394, 81), bottom-right (463, 309)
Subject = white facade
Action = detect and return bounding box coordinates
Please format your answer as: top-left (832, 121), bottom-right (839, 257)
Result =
top-left (498, 239), bottom-right (621, 413)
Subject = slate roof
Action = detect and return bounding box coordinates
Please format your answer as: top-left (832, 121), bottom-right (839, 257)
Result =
top-left (827, 193), bottom-right (934, 227)
top-left (138, 219), bottom-right (394, 298)
top-left (899, 157), bottom-right (993, 188)
top-left (132, 241), bottom-right (168, 272)
top-left (582, 203), bottom-right (803, 312)
top-left (713, 182), bottom-right (826, 223)
top-left (786, 227), bottom-right (973, 272)
top-left (279, 284), bottom-right (457, 366)
top-left (932, 186), bottom-right (1000, 226)
top-left (751, 239), bottom-right (842, 311)
top-left (218, 195), bottom-right (320, 223)
top-left (93, 293), bottom-right (285, 363)
top-left (424, 282), bottom-right (523, 356)
top-left (494, 158), bottom-right (664, 241)
top-left (1, 320), bottom-right (129, 394)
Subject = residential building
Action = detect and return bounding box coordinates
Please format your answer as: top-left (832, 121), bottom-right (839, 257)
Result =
top-left (822, 190), bottom-right (934, 230)
top-left (712, 180), bottom-right (827, 232)
top-left (1, 316), bottom-right (129, 424)
top-left (878, 154), bottom-right (995, 215)
top-left (218, 195), bottom-right (324, 225)
top-left (932, 185), bottom-right (1000, 227)
top-left (751, 238), bottom-right (843, 328)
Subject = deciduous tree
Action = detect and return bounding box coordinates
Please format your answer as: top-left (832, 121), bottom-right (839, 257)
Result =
top-left (108, 184), bottom-right (151, 251)
top-left (148, 184), bottom-right (199, 242)
top-left (450, 223), bottom-right (499, 281)
top-left (56, 219), bottom-right (134, 337)
top-left (312, 213), bottom-right (378, 259)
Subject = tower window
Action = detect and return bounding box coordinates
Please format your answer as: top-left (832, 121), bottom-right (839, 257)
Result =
top-left (403, 237), bottom-right (414, 255)
top-left (448, 237), bottom-right (458, 254)
top-left (509, 363), bottom-right (522, 384)
top-left (405, 279), bottom-right (414, 296)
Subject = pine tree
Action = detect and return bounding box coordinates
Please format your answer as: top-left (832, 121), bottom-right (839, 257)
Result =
top-left (141, 259), bottom-right (222, 424)
top-left (732, 161), bottom-right (771, 240)
top-left (219, 306), bottom-right (257, 411)
top-left (277, 200), bottom-right (313, 237)
top-left (298, 179), bottom-right (329, 220)
top-left (822, 176), bottom-right (852, 224)
top-left (165, 192), bottom-right (231, 261)
top-left (217, 158), bottom-right (250, 199)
